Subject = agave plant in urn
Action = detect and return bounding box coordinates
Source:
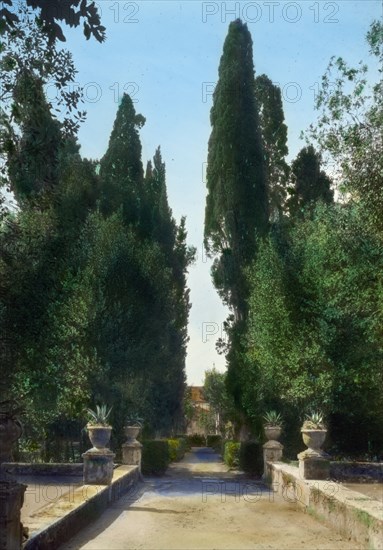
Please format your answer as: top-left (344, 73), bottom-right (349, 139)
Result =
top-left (263, 410), bottom-right (283, 442)
top-left (124, 415), bottom-right (143, 444)
top-left (85, 404), bottom-right (113, 451)
top-left (300, 411), bottom-right (328, 458)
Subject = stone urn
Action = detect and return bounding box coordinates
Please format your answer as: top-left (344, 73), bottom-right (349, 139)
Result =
top-left (86, 425), bottom-right (112, 451)
top-left (124, 425), bottom-right (141, 443)
top-left (301, 428), bottom-right (327, 457)
top-left (122, 424), bottom-right (142, 467)
top-left (83, 425), bottom-right (115, 485)
top-left (264, 425), bottom-right (282, 442)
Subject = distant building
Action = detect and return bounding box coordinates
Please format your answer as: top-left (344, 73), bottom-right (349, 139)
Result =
top-left (186, 386), bottom-right (212, 435)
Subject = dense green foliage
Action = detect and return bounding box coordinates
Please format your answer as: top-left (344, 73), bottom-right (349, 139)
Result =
top-left (186, 434), bottom-right (206, 447)
top-left (167, 437), bottom-right (187, 462)
top-left (206, 434), bottom-right (222, 452)
top-left (141, 440), bottom-right (170, 475)
top-left (286, 145), bottom-right (333, 218)
top-left (245, 202), bottom-right (383, 454)
top-left (239, 441), bottom-right (263, 477)
top-left (205, 19), bottom-right (383, 457)
top-left (254, 74), bottom-right (289, 220)
top-left (307, 20), bottom-right (383, 234)
top-left (0, 3), bottom-right (86, 145)
top-left (204, 19), bottom-right (268, 318)
top-left (241, 21), bottom-right (383, 455)
top-left (204, 19), bottom-right (268, 421)
top-left (223, 440), bottom-right (240, 468)
top-left (1, 0), bottom-right (105, 43)
top-left (0, 83), bottom-right (193, 453)
top-left (203, 368), bottom-right (236, 436)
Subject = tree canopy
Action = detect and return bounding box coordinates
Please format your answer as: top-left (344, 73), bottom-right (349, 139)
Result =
top-left (1, 0), bottom-right (105, 43)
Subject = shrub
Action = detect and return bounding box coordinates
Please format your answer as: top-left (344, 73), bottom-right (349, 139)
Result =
top-left (176, 435), bottom-right (191, 451)
top-left (223, 441), bottom-right (240, 468)
top-left (176, 437), bottom-right (187, 460)
top-left (141, 440), bottom-right (169, 475)
top-left (207, 434), bottom-right (222, 452)
top-left (239, 441), bottom-right (263, 477)
top-left (187, 434), bottom-right (206, 447)
top-left (167, 438), bottom-right (187, 462)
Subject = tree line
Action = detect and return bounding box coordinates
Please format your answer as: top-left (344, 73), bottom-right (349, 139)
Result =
top-left (204, 19), bottom-right (383, 456)
top-left (0, 4), bottom-right (194, 456)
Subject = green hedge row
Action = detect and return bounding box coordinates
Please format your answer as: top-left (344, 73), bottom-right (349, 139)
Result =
top-left (224, 441), bottom-right (240, 467)
top-left (239, 441), bottom-right (263, 476)
top-left (167, 437), bottom-right (187, 462)
top-left (141, 437), bottom-right (188, 475)
top-left (186, 433), bottom-right (206, 446)
top-left (223, 440), bottom-right (263, 477)
top-left (141, 440), bottom-right (170, 475)
top-left (206, 434), bottom-right (222, 451)
top-left (184, 433), bottom-right (223, 449)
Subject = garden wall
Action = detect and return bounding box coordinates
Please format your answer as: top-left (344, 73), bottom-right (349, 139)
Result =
top-left (266, 461), bottom-right (383, 550)
top-left (23, 465), bottom-right (140, 550)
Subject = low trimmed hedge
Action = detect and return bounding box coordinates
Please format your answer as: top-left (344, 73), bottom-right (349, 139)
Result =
top-left (141, 440), bottom-right (170, 475)
top-left (239, 441), bottom-right (263, 477)
top-left (168, 437), bottom-right (187, 462)
top-left (206, 434), bottom-right (222, 451)
top-left (223, 440), bottom-right (240, 468)
top-left (187, 434), bottom-right (206, 447)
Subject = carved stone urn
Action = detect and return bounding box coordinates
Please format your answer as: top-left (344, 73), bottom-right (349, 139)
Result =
top-left (264, 425), bottom-right (282, 442)
top-left (122, 424), bottom-right (142, 467)
top-left (298, 427), bottom-right (329, 480)
top-left (124, 425), bottom-right (141, 443)
top-left (86, 425), bottom-right (112, 451)
top-left (300, 428), bottom-right (327, 458)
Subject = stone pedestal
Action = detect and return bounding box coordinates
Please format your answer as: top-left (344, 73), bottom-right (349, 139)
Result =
top-left (122, 441), bottom-right (142, 469)
top-left (0, 475), bottom-right (27, 550)
top-left (298, 450), bottom-right (330, 480)
top-left (82, 450), bottom-right (115, 485)
top-left (263, 440), bottom-right (283, 479)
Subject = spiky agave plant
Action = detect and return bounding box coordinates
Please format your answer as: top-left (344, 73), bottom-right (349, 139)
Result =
top-left (126, 415), bottom-right (144, 427)
top-left (303, 411), bottom-right (326, 430)
top-left (263, 410), bottom-right (283, 426)
top-left (86, 404), bottom-right (112, 426)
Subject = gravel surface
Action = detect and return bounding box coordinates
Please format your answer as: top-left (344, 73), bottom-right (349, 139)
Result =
top-left (60, 448), bottom-right (360, 550)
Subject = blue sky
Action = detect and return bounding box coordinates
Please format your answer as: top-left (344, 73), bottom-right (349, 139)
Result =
top-left (56, 0), bottom-right (382, 385)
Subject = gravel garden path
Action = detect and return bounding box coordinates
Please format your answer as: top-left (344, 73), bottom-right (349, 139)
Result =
top-left (60, 447), bottom-right (360, 549)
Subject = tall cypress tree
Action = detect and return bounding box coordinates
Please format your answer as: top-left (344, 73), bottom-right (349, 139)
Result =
top-left (99, 93), bottom-right (145, 227)
top-left (97, 97), bottom-right (194, 434)
top-left (255, 74), bottom-right (289, 220)
top-left (204, 19), bottom-right (268, 321)
top-left (144, 146), bottom-right (176, 252)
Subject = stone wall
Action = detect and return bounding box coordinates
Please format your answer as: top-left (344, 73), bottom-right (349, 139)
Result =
top-left (23, 465), bottom-right (140, 550)
top-left (3, 463), bottom-right (83, 477)
top-left (330, 462), bottom-right (383, 482)
top-left (266, 461), bottom-right (383, 550)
